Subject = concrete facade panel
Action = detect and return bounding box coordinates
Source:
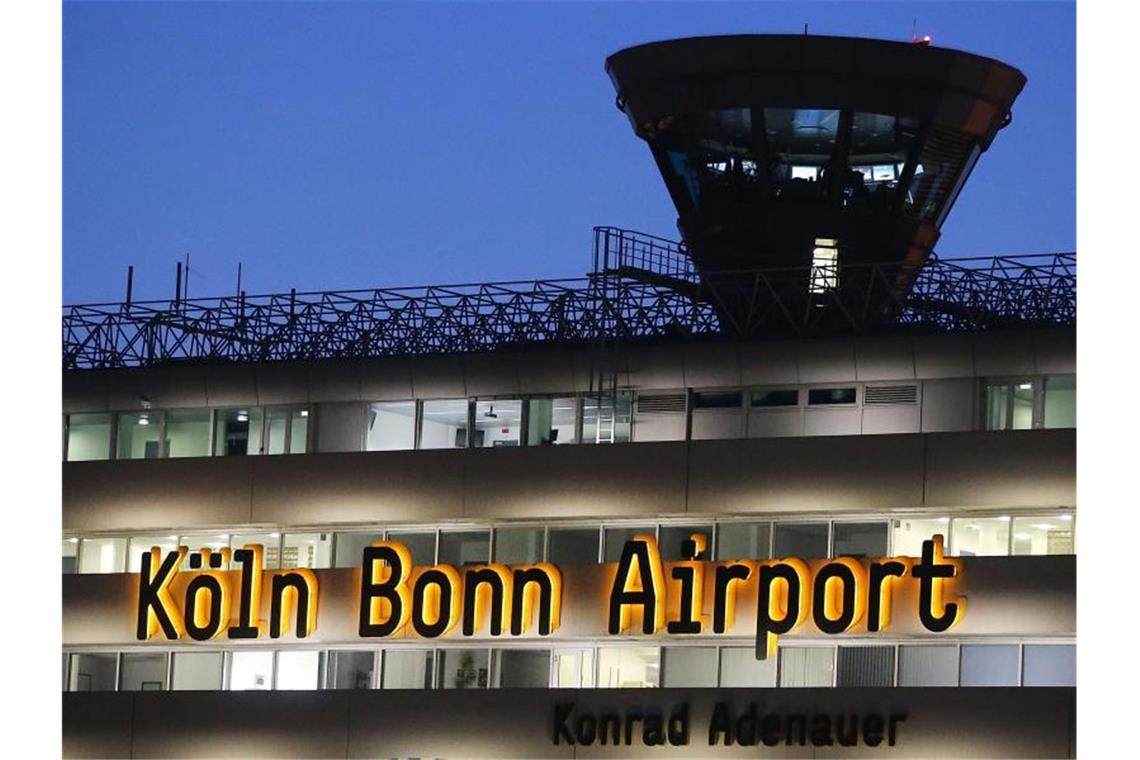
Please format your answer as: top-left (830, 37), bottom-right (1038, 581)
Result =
top-left (972, 332), bottom-right (1038, 377)
top-left (854, 336), bottom-right (916, 381)
top-left (250, 450), bottom-right (464, 525)
top-left (63, 458), bottom-right (253, 531)
top-left (924, 429), bottom-right (1076, 508)
top-left (803, 407), bottom-right (862, 436)
top-left (515, 349), bottom-right (577, 395)
top-left (63, 370), bottom-right (110, 413)
top-left (796, 340), bottom-right (857, 384)
top-left (460, 442), bottom-right (688, 520)
top-left (913, 333), bottom-right (974, 379)
top-left (632, 412), bottom-right (687, 442)
top-left (686, 435), bottom-right (925, 515)
top-left (306, 360), bottom-right (364, 403)
top-left (254, 362), bottom-right (310, 406)
top-left (411, 353), bottom-right (467, 398)
top-left (861, 404), bottom-right (921, 435)
top-left (620, 345), bottom-right (684, 390)
top-left (738, 340), bottom-right (798, 386)
top-left (747, 409), bottom-right (803, 437)
top-left (357, 355), bottom-right (415, 400)
top-left (463, 351), bottom-right (521, 397)
top-left (921, 378), bottom-right (977, 432)
top-left (683, 343), bottom-right (741, 388)
top-left (314, 402), bottom-right (366, 453)
top-left (691, 410), bottom-right (745, 440)
top-left (1033, 328), bottom-right (1077, 375)
top-left (203, 365), bottom-right (260, 408)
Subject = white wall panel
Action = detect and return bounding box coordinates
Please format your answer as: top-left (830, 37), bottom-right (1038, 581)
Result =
top-left (803, 407), bottom-right (861, 436)
top-left (315, 402), bottom-right (366, 453)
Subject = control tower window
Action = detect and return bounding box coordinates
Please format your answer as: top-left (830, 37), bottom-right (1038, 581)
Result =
top-left (810, 237), bottom-right (839, 294)
top-left (661, 108), bottom-right (756, 211)
top-left (845, 113), bottom-right (919, 207)
top-left (764, 108), bottom-right (840, 201)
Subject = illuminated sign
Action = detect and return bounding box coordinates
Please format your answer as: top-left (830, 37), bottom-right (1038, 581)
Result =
top-left (135, 535), bottom-right (963, 653)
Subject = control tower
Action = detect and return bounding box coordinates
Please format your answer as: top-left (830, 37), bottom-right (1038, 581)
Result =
top-left (605, 35), bottom-right (1026, 328)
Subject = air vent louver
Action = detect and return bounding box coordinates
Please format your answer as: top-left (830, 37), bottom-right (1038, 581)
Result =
top-left (636, 393), bottom-right (688, 413)
top-left (864, 385), bottom-right (918, 405)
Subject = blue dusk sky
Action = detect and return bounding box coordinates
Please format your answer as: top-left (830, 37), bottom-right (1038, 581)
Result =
top-left (63, 1), bottom-right (1075, 304)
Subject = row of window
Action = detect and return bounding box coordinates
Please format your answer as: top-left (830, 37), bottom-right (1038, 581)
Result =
top-left (62, 510), bottom-right (1075, 574)
top-left (63, 641), bottom-right (1076, 693)
top-left (64, 405), bottom-right (309, 461)
top-left (62, 375), bottom-right (1076, 461)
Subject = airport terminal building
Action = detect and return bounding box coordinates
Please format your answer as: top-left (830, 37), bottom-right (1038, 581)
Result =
top-left (62, 35), bottom-right (1075, 758)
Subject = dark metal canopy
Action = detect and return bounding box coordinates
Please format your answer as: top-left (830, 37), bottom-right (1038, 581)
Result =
top-left (605, 35), bottom-right (1026, 322)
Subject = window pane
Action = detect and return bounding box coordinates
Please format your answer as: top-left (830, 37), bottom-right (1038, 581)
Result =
top-left (439, 648), bottom-right (489, 689)
top-left (230, 533), bottom-right (280, 569)
top-left (808, 388), bottom-right (856, 405)
top-left (1023, 645), bottom-right (1075, 687)
top-left (474, 399), bottom-right (522, 447)
top-left (778, 646), bottom-right (834, 687)
top-left (493, 649), bottom-right (550, 688)
top-left (181, 533), bottom-right (235, 572)
top-left (290, 408), bottom-right (309, 453)
top-left (659, 525), bottom-right (713, 562)
top-left (119, 653), bottom-right (166, 691)
top-left (604, 526), bottom-right (654, 562)
top-left (63, 538), bottom-right (78, 574)
top-left (78, 537), bottom-right (127, 574)
top-left (276, 651), bottom-right (322, 690)
top-left (229, 651), bottom-right (274, 690)
top-left (282, 533), bottom-right (333, 569)
top-left (171, 652), bottom-right (224, 690)
top-left (527, 398), bottom-right (577, 446)
top-left (438, 531), bottom-right (489, 566)
top-left (662, 647), bottom-right (717, 687)
top-left (386, 532), bottom-right (435, 565)
top-left (264, 408), bottom-right (290, 455)
top-left (552, 648), bottom-right (594, 688)
top-left (165, 409), bottom-right (210, 458)
top-left (960, 645), bottom-right (1019, 686)
top-left (985, 384), bottom-right (1010, 430)
top-left (596, 647), bottom-right (659, 688)
top-left (367, 401), bottom-right (416, 451)
top-left (382, 649), bottom-right (434, 689)
top-left (493, 527), bottom-right (543, 564)
top-left (751, 389), bottom-right (798, 407)
top-left (832, 522), bottom-right (888, 558)
top-left (69, 653), bottom-right (118, 691)
top-left (716, 522), bottom-right (770, 560)
top-left (1012, 515), bottom-right (1074, 555)
top-left (951, 516), bottom-right (1010, 556)
top-left (326, 650), bottom-right (374, 690)
top-left (898, 645), bottom-right (959, 687)
top-left (891, 517), bottom-right (950, 557)
top-left (127, 535), bottom-right (180, 573)
top-left (420, 399), bottom-right (469, 449)
top-left (1011, 382), bottom-right (1035, 430)
top-left (836, 646), bottom-right (894, 686)
top-left (693, 391), bottom-right (742, 409)
top-left (1043, 376), bottom-right (1076, 429)
top-left (334, 531), bottom-right (384, 568)
top-left (214, 408), bottom-right (263, 456)
top-left (66, 413), bottom-right (112, 461)
top-left (773, 523), bottom-right (828, 559)
top-left (719, 647), bottom-right (777, 687)
top-left (117, 411), bottom-right (165, 459)
top-left (582, 395), bottom-right (631, 444)
top-left (548, 528), bottom-right (599, 564)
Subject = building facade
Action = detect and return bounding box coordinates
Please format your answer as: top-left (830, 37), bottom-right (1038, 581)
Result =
top-left (62, 34), bottom-right (1075, 759)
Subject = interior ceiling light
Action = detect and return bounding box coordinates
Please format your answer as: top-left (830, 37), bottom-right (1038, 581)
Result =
top-left (236, 411), bottom-right (249, 422)
top-left (300, 410), bottom-right (309, 417)
top-left (137, 413), bottom-right (150, 426)
top-left (1059, 514), bottom-right (1073, 521)
top-left (1018, 383), bottom-right (1032, 390)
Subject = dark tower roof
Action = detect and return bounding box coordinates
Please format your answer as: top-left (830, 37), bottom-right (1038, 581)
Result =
top-left (605, 35), bottom-right (1026, 326)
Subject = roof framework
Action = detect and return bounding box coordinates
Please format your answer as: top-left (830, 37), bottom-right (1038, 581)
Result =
top-left (63, 228), bottom-right (1074, 371)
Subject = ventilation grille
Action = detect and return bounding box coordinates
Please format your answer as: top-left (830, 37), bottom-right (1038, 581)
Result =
top-left (636, 393), bottom-right (687, 413)
top-left (864, 385), bottom-right (919, 405)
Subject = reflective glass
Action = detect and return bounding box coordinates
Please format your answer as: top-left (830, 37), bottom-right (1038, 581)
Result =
top-left (171, 652), bottom-right (223, 690)
top-left (439, 648), bottom-right (490, 689)
top-left (892, 517), bottom-right (950, 557)
top-left (474, 399), bottom-right (522, 447)
top-left (1012, 382), bottom-right (1035, 430)
top-left (493, 527), bottom-right (544, 564)
top-left (438, 531), bottom-right (490, 566)
top-left (547, 528), bottom-right (599, 564)
top-left (63, 538), bottom-right (78, 574)
top-left (420, 399), bottom-right (469, 449)
top-left (898, 645), bottom-right (958, 687)
top-left (582, 395), bottom-right (631, 444)
top-left (1043, 376), bottom-right (1076, 429)
top-left (326, 650), bottom-right (375, 690)
top-left (367, 401), bottom-right (416, 451)
top-left (229, 651), bottom-right (274, 690)
top-left (386, 531), bottom-right (436, 565)
top-left (832, 522), bottom-right (889, 558)
top-left (778, 646), bottom-right (833, 687)
top-left (1023, 645), bottom-right (1076, 687)
top-left (290, 408), bottom-right (310, 453)
top-left (230, 532), bottom-right (280, 569)
top-left (68, 653), bottom-right (117, 691)
top-left (276, 651), bottom-right (323, 690)
top-left (78, 537), bottom-right (127, 574)
top-left (951, 516), bottom-right (1010, 556)
top-left (165, 409), bottom-right (210, 458)
top-left (604, 526), bottom-right (654, 562)
top-left (659, 525), bottom-right (713, 562)
top-left (960, 645), bottom-right (1019, 686)
top-left (527, 397), bottom-right (578, 446)
top-left (773, 523), bottom-right (828, 559)
top-left (719, 646), bottom-right (777, 687)
top-left (1012, 515), bottom-right (1074, 555)
top-left (492, 649), bottom-right (550, 688)
top-left (119, 653), bottom-right (167, 691)
top-left (985, 384), bottom-right (1010, 430)
top-left (127, 534), bottom-right (180, 573)
top-left (596, 647), bottom-right (659, 688)
top-left (66, 413), bottom-right (112, 461)
top-left (214, 408), bottom-right (263, 456)
top-left (282, 533), bottom-right (333, 569)
top-left (382, 649), bottom-right (434, 689)
top-left (716, 522), bottom-right (770, 560)
top-left (662, 647), bottom-right (717, 687)
top-left (334, 531), bottom-right (384, 568)
top-left (117, 411), bottom-right (165, 459)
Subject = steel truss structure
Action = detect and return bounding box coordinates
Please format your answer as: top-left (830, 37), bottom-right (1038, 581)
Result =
top-left (63, 228), bottom-right (1075, 370)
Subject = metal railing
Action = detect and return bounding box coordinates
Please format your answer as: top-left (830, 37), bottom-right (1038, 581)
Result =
top-left (63, 234), bottom-right (1075, 370)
